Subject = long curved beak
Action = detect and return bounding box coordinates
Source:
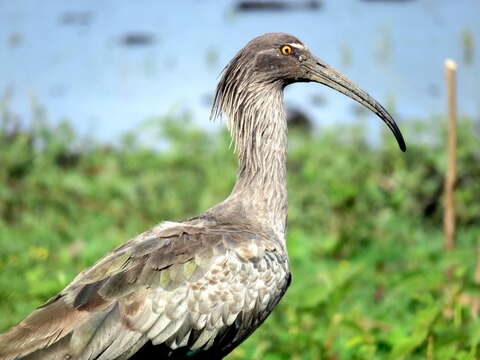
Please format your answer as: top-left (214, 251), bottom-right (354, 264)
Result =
top-left (302, 56), bottom-right (406, 152)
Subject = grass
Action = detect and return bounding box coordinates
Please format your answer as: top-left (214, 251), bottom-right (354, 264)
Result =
top-left (0, 103), bottom-right (479, 359)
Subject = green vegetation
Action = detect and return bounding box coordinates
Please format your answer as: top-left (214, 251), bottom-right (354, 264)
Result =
top-left (0, 103), bottom-right (479, 359)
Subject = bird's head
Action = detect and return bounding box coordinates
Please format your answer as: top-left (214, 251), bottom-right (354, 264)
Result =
top-left (213, 32), bottom-right (406, 152)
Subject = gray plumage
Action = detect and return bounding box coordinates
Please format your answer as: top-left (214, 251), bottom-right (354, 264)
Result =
top-left (0, 33), bottom-right (405, 360)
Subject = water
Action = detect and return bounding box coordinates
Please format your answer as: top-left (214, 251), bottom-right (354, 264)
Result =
top-left (0, 0), bottom-right (478, 142)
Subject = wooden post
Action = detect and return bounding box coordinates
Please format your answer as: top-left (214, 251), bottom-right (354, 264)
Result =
top-left (443, 59), bottom-right (457, 251)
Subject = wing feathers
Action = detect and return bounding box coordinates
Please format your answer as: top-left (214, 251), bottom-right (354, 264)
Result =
top-left (0, 297), bottom-right (90, 360)
top-left (74, 280), bottom-right (108, 310)
top-left (0, 222), bottom-right (289, 360)
top-left (151, 313), bottom-right (187, 346)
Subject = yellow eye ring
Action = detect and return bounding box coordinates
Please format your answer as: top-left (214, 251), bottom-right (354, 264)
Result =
top-left (280, 45), bottom-right (293, 56)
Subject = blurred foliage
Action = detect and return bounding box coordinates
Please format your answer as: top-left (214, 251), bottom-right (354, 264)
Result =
top-left (461, 28), bottom-right (475, 66)
top-left (0, 101), bottom-right (480, 360)
top-left (339, 43), bottom-right (353, 68)
top-left (374, 24), bottom-right (392, 66)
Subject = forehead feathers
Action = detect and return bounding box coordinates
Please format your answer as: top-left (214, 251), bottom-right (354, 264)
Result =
top-left (243, 33), bottom-right (304, 53)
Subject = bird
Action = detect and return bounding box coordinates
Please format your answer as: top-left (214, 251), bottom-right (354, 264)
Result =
top-left (0, 33), bottom-right (406, 360)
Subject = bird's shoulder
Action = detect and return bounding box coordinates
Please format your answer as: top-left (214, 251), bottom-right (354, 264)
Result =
top-left (66, 218), bottom-right (283, 291)
top-left (65, 218), bottom-right (288, 357)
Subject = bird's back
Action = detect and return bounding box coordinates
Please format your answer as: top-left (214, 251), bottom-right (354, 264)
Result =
top-left (0, 217), bottom-right (291, 360)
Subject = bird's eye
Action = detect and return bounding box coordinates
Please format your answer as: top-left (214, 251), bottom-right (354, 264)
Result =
top-left (280, 45), bottom-right (293, 56)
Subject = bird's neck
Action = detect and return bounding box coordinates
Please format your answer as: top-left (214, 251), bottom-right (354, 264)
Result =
top-left (224, 84), bottom-right (288, 242)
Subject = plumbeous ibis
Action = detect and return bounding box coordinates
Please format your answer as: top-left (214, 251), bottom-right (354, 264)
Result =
top-left (0, 33), bottom-right (405, 360)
